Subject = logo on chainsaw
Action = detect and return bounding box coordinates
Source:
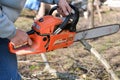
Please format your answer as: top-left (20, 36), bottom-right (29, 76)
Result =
top-left (53, 34), bottom-right (74, 45)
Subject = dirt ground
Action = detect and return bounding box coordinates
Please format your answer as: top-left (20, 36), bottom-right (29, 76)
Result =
top-left (15, 7), bottom-right (120, 80)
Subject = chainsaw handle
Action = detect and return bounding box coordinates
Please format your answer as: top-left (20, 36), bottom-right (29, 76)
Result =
top-left (9, 34), bottom-right (34, 55)
top-left (27, 29), bottom-right (35, 35)
top-left (48, 6), bottom-right (58, 15)
top-left (9, 33), bottom-right (36, 55)
top-left (49, 4), bottom-right (79, 33)
top-left (9, 31), bottom-right (48, 55)
top-left (9, 30), bottom-right (35, 55)
top-left (49, 5), bottom-right (71, 34)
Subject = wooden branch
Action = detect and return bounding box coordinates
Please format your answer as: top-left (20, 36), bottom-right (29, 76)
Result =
top-left (80, 40), bottom-right (119, 80)
top-left (90, 48), bottom-right (119, 80)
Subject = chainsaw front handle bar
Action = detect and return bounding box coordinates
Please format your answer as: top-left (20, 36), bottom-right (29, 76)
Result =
top-left (49, 4), bottom-right (79, 34)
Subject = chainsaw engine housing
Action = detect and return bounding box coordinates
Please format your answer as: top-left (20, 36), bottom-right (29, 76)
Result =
top-left (9, 5), bottom-right (80, 54)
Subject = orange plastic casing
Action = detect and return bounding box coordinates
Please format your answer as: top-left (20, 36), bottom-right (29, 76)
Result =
top-left (9, 15), bottom-right (75, 55)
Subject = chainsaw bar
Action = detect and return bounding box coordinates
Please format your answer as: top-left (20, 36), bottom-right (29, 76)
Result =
top-left (74, 24), bottom-right (120, 41)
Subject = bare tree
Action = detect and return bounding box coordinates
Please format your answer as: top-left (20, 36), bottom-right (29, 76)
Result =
top-left (88, 0), bottom-right (94, 28)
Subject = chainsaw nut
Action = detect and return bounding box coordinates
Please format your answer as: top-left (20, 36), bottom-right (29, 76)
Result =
top-left (43, 37), bottom-right (47, 41)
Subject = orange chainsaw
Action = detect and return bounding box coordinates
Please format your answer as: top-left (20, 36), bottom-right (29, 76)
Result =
top-left (9, 5), bottom-right (120, 55)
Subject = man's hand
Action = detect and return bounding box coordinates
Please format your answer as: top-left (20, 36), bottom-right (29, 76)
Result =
top-left (34, 0), bottom-right (72, 21)
top-left (10, 29), bottom-right (32, 48)
top-left (57, 0), bottom-right (72, 16)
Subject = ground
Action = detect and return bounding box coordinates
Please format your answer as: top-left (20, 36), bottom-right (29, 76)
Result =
top-left (14, 7), bottom-right (120, 80)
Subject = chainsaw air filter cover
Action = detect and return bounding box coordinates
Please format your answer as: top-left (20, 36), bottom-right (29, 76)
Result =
top-left (32, 16), bottom-right (62, 35)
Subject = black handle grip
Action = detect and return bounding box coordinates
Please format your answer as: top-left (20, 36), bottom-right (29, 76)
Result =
top-left (48, 4), bottom-right (80, 33)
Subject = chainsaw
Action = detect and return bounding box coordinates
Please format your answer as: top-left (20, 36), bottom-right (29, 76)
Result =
top-left (9, 5), bottom-right (120, 55)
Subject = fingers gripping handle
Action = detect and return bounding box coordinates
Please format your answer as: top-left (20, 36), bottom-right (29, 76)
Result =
top-left (9, 34), bottom-right (35, 55)
top-left (9, 32), bottom-right (48, 55)
top-left (49, 4), bottom-right (79, 34)
top-left (9, 42), bottom-right (33, 55)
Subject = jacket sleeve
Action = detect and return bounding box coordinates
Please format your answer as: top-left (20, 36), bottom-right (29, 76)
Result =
top-left (0, 8), bottom-right (16, 39)
top-left (41, 0), bottom-right (59, 4)
top-left (0, 0), bottom-right (25, 39)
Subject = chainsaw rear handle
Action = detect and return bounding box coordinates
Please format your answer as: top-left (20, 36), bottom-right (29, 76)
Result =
top-left (9, 31), bottom-right (49, 55)
top-left (27, 29), bottom-right (35, 35)
top-left (49, 4), bottom-right (79, 34)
